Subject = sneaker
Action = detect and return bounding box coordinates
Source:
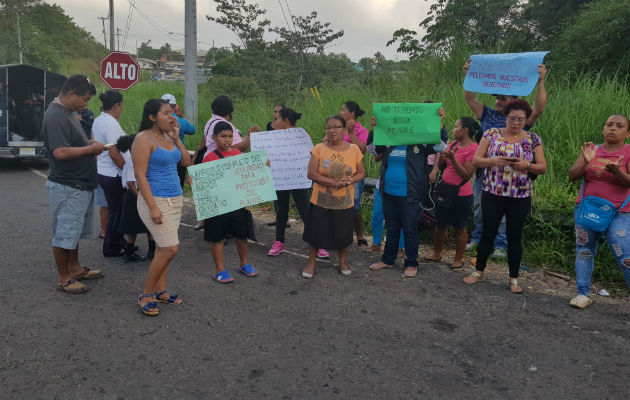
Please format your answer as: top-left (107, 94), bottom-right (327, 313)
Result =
top-left (465, 242), bottom-right (477, 251)
top-left (492, 248), bottom-right (507, 259)
top-left (570, 295), bottom-right (592, 309)
top-left (267, 241), bottom-right (285, 256)
top-left (317, 249), bottom-right (330, 259)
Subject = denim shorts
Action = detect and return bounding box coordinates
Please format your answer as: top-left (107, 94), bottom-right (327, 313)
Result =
top-left (93, 185), bottom-right (108, 207)
top-left (46, 180), bottom-right (95, 249)
top-left (353, 178), bottom-right (366, 211)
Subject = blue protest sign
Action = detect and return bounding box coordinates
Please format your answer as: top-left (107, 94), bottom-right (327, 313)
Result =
top-left (463, 52), bottom-right (549, 96)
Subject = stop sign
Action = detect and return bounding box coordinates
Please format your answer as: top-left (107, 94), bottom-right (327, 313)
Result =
top-left (100, 51), bottom-right (140, 90)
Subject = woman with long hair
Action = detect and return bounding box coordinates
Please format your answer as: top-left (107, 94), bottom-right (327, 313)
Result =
top-left (131, 99), bottom-right (191, 316)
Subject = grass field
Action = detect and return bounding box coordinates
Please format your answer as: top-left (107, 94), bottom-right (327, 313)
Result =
top-left (87, 68), bottom-right (630, 292)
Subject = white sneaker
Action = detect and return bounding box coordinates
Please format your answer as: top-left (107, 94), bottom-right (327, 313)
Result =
top-left (492, 248), bottom-right (507, 259)
top-left (465, 242), bottom-right (477, 251)
top-left (570, 295), bottom-right (592, 309)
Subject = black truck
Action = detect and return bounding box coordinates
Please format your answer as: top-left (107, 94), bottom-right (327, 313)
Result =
top-left (0, 64), bottom-right (66, 159)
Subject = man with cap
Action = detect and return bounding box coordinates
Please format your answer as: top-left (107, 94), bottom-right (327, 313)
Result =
top-left (462, 60), bottom-right (547, 258)
top-left (161, 93), bottom-right (195, 187)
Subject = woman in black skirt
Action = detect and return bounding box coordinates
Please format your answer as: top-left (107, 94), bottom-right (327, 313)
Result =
top-left (302, 115), bottom-right (366, 278)
top-left (116, 134), bottom-right (155, 261)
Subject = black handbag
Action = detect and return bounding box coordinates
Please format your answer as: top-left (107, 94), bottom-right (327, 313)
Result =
top-left (431, 141), bottom-right (468, 209)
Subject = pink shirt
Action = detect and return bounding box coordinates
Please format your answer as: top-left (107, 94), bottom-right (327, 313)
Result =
top-left (203, 114), bottom-right (242, 152)
top-left (442, 141), bottom-right (478, 196)
top-left (577, 144), bottom-right (630, 212)
top-left (343, 122), bottom-right (368, 144)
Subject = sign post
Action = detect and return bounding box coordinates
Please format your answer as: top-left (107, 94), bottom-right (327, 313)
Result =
top-left (100, 51), bottom-right (140, 90)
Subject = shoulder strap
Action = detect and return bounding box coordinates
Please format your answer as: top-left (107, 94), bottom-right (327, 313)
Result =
top-left (204, 118), bottom-right (220, 138)
top-left (213, 149), bottom-right (225, 159)
top-left (617, 189), bottom-right (630, 212)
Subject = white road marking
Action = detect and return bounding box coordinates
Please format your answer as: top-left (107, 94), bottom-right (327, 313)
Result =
top-left (27, 167), bottom-right (48, 180)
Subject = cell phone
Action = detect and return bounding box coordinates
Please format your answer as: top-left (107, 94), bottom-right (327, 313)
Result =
top-left (104, 143), bottom-right (115, 149)
top-left (505, 157), bottom-right (520, 162)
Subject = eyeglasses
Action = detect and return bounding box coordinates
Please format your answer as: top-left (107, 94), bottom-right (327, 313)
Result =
top-left (325, 126), bottom-right (345, 131)
top-left (506, 116), bottom-right (526, 123)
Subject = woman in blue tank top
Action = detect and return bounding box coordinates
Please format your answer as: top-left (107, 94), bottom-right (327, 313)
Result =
top-left (131, 99), bottom-right (192, 316)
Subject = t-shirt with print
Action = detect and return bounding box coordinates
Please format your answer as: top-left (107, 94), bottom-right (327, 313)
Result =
top-left (481, 128), bottom-right (541, 198)
top-left (343, 121), bottom-right (369, 144)
top-left (203, 114), bottom-right (242, 153)
top-left (384, 146), bottom-right (407, 196)
top-left (310, 143), bottom-right (364, 210)
top-left (202, 148), bottom-right (242, 163)
top-left (577, 144), bottom-right (630, 213)
top-left (92, 112), bottom-right (126, 177)
top-left (42, 102), bottom-right (97, 191)
top-left (441, 141), bottom-right (478, 196)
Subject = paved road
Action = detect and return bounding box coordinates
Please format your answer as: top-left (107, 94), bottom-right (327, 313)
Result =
top-left (1, 159), bottom-right (629, 400)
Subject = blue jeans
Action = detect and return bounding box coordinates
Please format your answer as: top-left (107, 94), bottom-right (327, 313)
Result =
top-left (371, 189), bottom-right (404, 248)
top-left (574, 208), bottom-right (630, 295)
top-left (381, 193), bottom-right (421, 267)
top-left (353, 178), bottom-right (366, 210)
top-left (471, 175), bottom-right (507, 249)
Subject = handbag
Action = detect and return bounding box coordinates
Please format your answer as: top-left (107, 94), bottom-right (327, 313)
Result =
top-left (576, 178), bottom-right (630, 232)
top-left (431, 141), bottom-right (467, 209)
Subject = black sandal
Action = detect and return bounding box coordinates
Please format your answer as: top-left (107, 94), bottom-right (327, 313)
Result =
top-left (357, 239), bottom-right (369, 248)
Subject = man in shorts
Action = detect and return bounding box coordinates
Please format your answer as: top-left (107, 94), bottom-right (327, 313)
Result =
top-left (42, 75), bottom-right (107, 293)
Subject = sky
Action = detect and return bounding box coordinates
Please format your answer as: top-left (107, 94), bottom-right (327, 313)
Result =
top-left (47, 0), bottom-right (434, 62)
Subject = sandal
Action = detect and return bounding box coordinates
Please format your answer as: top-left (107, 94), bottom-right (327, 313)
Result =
top-left (363, 244), bottom-right (381, 253)
top-left (404, 267), bottom-right (417, 277)
top-left (369, 262), bottom-right (393, 270)
top-left (154, 290), bottom-right (183, 305)
top-left (357, 239), bottom-right (369, 249)
top-left (239, 264), bottom-right (258, 277)
top-left (509, 278), bottom-right (523, 294)
top-left (57, 278), bottom-right (89, 294)
top-left (213, 270), bottom-right (234, 284)
top-left (339, 266), bottom-right (352, 276)
top-left (463, 271), bottom-right (484, 284)
top-left (75, 267), bottom-right (104, 281)
top-left (448, 263), bottom-right (464, 271)
top-left (138, 294), bottom-right (159, 316)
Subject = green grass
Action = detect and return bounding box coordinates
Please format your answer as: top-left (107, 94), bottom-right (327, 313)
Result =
top-left (87, 69), bottom-right (630, 292)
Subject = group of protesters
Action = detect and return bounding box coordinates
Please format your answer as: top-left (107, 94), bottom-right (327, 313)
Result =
top-left (42, 58), bottom-right (630, 316)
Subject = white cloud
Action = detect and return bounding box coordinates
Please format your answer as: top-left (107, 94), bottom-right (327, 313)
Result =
top-left (48, 0), bottom-right (433, 61)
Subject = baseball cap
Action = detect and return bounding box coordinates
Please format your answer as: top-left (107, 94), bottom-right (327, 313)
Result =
top-left (161, 93), bottom-right (176, 105)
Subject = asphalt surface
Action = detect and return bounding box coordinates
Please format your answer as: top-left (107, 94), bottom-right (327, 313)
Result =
top-left (1, 158), bottom-right (629, 400)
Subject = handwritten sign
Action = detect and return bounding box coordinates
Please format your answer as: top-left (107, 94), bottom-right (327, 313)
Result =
top-left (187, 150), bottom-right (277, 220)
top-left (373, 103), bottom-right (442, 146)
top-left (250, 128), bottom-right (313, 191)
top-left (463, 51), bottom-right (549, 96)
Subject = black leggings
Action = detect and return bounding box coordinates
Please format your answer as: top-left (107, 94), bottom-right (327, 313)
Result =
top-left (476, 191), bottom-right (531, 278)
top-left (275, 189), bottom-right (309, 242)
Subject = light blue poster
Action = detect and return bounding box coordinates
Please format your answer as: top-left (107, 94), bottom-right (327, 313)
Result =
top-left (463, 52), bottom-right (549, 96)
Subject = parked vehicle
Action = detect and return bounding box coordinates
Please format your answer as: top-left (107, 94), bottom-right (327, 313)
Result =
top-left (0, 64), bottom-right (66, 159)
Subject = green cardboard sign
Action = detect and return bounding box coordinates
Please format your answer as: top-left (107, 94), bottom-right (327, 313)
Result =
top-left (373, 103), bottom-right (442, 145)
top-left (187, 150), bottom-right (278, 220)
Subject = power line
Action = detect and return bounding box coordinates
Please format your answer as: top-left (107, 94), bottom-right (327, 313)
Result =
top-left (123, 0), bottom-right (184, 44)
top-left (122, 0), bottom-right (135, 49)
top-left (276, 0), bottom-right (292, 32)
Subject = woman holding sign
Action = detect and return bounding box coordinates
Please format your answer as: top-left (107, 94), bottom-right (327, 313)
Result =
top-left (302, 115), bottom-right (366, 278)
top-left (132, 99), bottom-right (191, 316)
top-left (567, 115), bottom-right (630, 309)
top-left (464, 99), bottom-right (547, 293)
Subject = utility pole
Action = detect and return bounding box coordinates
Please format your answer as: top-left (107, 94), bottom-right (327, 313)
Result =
top-left (98, 16), bottom-right (108, 48)
top-left (109, 0), bottom-right (115, 52)
top-left (16, 11), bottom-right (23, 64)
top-left (184, 0), bottom-right (198, 127)
top-left (116, 27), bottom-right (122, 51)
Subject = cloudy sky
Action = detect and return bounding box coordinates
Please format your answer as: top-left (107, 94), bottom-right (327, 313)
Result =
top-left (48, 0), bottom-right (434, 61)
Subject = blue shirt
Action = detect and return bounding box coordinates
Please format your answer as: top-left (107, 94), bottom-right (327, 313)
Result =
top-left (480, 105), bottom-right (531, 134)
top-left (174, 113), bottom-right (195, 142)
top-left (384, 146), bottom-right (407, 196)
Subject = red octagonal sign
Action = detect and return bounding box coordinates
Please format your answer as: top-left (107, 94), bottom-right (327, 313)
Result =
top-left (100, 51), bottom-right (140, 90)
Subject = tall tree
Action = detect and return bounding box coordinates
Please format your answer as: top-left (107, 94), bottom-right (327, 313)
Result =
top-left (206, 0), bottom-right (270, 48)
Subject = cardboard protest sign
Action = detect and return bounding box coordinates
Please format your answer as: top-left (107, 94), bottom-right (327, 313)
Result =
top-left (250, 128), bottom-right (313, 191)
top-left (463, 51), bottom-right (549, 96)
top-left (373, 103), bottom-right (442, 146)
top-left (187, 150), bottom-right (277, 220)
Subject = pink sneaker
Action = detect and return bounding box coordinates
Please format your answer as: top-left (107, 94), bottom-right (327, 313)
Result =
top-left (267, 241), bottom-right (285, 256)
top-left (317, 249), bottom-right (330, 259)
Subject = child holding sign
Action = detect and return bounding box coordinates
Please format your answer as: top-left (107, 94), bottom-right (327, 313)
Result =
top-left (201, 121), bottom-right (258, 284)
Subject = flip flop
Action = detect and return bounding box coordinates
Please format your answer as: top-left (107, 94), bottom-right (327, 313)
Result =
top-left (421, 257), bottom-right (442, 263)
top-left (447, 263), bottom-right (464, 271)
top-left (75, 268), bottom-right (104, 281)
top-left (214, 270), bottom-right (234, 284)
top-left (154, 290), bottom-right (183, 305)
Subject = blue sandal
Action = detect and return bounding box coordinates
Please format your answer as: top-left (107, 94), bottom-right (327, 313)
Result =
top-left (239, 264), bottom-right (258, 277)
top-left (154, 290), bottom-right (182, 305)
top-left (138, 293), bottom-right (159, 316)
top-left (213, 270), bottom-right (234, 284)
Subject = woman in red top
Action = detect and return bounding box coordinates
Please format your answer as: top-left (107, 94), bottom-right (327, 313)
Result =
top-left (568, 114), bottom-right (630, 309)
top-left (426, 117), bottom-right (480, 269)
top-left (201, 121), bottom-right (258, 283)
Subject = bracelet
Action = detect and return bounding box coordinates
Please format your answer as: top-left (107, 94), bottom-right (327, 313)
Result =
top-left (526, 162), bottom-right (532, 171)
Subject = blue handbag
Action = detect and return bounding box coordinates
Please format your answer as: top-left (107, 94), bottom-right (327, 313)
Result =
top-left (576, 178), bottom-right (630, 232)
